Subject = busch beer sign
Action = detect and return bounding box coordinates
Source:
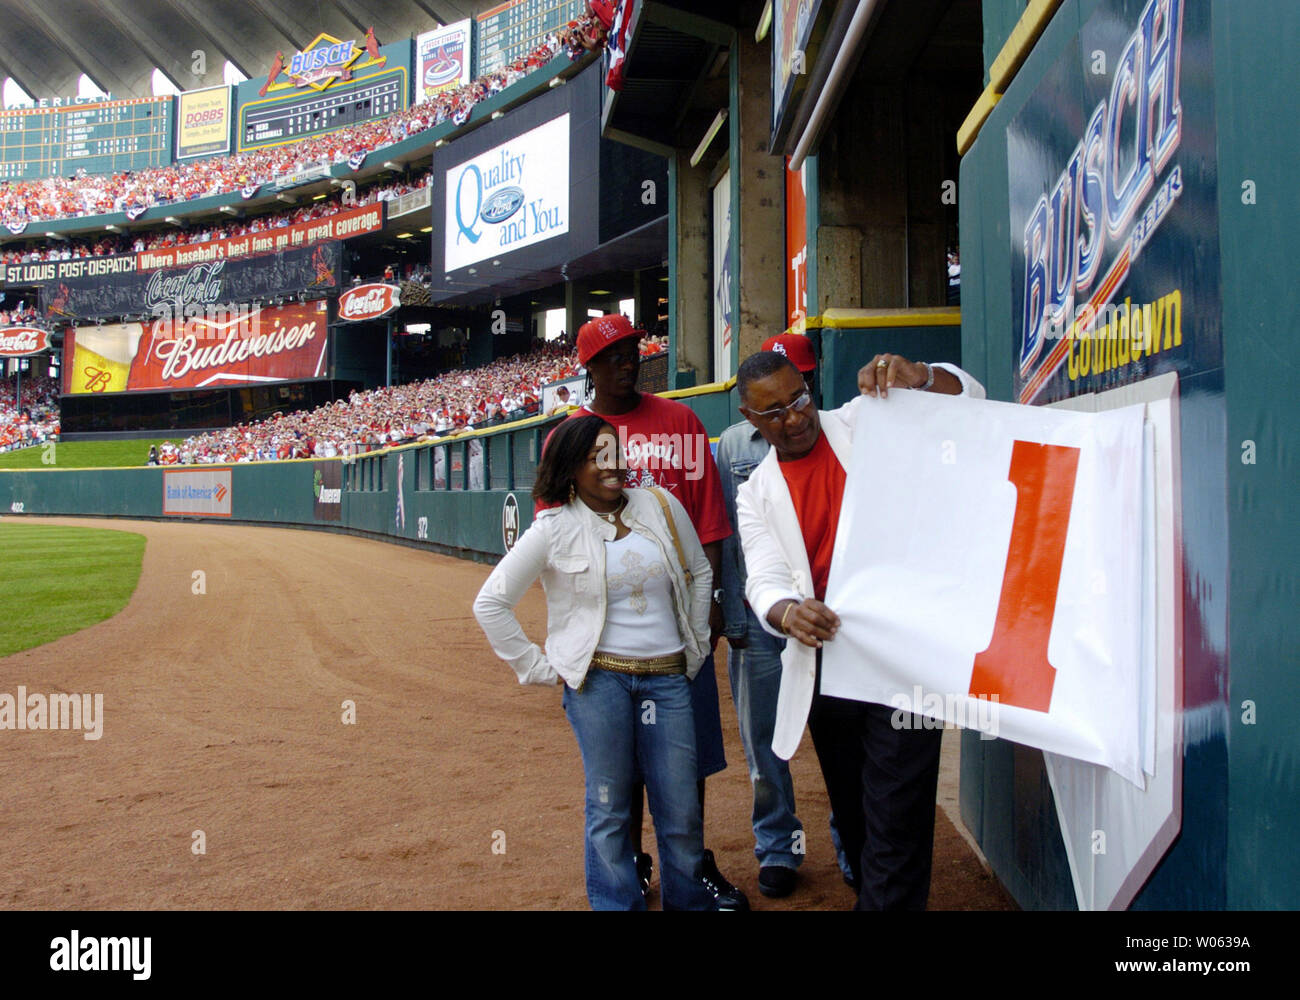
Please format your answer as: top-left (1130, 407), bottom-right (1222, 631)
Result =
top-left (260, 29), bottom-right (387, 96)
top-left (338, 283), bottom-right (400, 321)
top-left (0, 327), bottom-right (49, 357)
top-left (1010, 0), bottom-right (1220, 407)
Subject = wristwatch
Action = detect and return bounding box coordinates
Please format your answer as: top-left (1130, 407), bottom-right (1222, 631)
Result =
top-left (712, 588), bottom-right (726, 604)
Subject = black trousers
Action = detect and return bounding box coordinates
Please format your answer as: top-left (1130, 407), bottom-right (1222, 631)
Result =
top-left (807, 651), bottom-right (943, 910)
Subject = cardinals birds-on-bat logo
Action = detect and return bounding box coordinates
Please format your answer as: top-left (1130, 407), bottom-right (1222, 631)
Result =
top-left (258, 51), bottom-right (285, 98)
top-left (260, 30), bottom-right (387, 95)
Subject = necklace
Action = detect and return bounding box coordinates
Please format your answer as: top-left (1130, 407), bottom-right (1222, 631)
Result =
top-left (592, 496), bottom-right (626, 523)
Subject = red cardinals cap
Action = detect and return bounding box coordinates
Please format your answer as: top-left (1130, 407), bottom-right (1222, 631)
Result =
top-left (761, 333), bottom-right (816, 372)
top-left (588, 0), bottom-right (617, 30)
top-left (577, 314), bottom-right (641, 365)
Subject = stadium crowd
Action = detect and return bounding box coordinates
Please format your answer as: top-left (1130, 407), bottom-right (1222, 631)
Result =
top-left (171, 342), bottom-right (580, 464)
top-left (1, 171), bottom-right (430, 268)
top-left (0, 8), bottom-right (606, 230)
top-left (0, 373), bottom-right (59, 452)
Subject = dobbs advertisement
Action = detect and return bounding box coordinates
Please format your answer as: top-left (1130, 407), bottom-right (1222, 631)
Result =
top-left (177, 85), bottom-right (232, 159)
top-left (444, 114), bottom-right (570, 272)
top-left (62, 300), bottom-right (329, 394)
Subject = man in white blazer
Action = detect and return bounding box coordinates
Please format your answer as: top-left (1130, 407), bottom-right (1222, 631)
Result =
top-left (735, 348), bottom-right (984, 909)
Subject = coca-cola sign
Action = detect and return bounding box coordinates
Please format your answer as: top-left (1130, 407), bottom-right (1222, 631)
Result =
top-left (145, 260), bottom-right (227, 314)
top-left (0, 326), bottom-right (50, 357)
top-left (338, 283), bottom-right (401, 321)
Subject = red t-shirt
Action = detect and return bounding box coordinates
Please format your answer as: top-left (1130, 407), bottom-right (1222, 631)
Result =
top-left (537, 392), bottom-right (731, 545)
top-left (778, 432), bottom-right (846, 602)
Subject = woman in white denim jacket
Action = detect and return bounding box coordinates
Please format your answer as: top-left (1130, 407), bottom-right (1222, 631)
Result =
top-left (473, 415), bottom-right (715, 910)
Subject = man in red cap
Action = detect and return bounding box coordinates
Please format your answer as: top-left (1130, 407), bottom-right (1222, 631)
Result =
top-left (713, 333), bottom-right (856, 899)
top-left (551, 312), bottom-right (746, 909)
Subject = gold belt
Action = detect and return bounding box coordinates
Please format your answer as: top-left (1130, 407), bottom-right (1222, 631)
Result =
top-left (589, 650), bottom-right (687, 676)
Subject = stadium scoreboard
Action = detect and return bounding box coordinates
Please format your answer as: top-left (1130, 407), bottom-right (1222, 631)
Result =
top-left (0, 97), bottom-right (174, 181)
top-left (477, 0), bottom-right (586, 75)
top-left (238, 66), bottom-right (407, 152)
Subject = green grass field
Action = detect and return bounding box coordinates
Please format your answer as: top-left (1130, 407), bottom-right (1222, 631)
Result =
top-left (0, 439), bottom-right (171, 470)
top-left (0, 522), bottom-right (145, 657)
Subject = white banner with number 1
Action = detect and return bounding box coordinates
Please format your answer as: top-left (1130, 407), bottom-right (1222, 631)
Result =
top-left (821, 390), bottom-right (1147, 786)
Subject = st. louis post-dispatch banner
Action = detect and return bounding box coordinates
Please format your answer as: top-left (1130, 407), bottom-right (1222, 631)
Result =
top-left (176, 85), bottom-right (232, 159)
top-left (821, 391), bottom-right (1147, 786)
top-left (62, 300), bottom-right (329, 394)
top-left (163, 469), bottom-right (232, 517)
top-left (444, 113), bottom-right (570, 272)
top-left (1010, 0), bottom-right (1221, 405)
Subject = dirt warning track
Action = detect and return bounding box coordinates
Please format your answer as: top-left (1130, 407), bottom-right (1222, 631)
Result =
top-left (0, 517), bottom-right (1012, 910)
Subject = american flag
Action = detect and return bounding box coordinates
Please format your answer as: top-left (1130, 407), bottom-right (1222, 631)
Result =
top-left (605, 1), bottom-right (637, 91)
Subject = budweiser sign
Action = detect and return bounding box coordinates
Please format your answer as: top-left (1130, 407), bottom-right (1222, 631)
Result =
top-left (63, 301), bottom-right (329, 394)
top-left (338, 283), bottom-right (401, 321)
top-left (0, 327), bottom-right (50, 356)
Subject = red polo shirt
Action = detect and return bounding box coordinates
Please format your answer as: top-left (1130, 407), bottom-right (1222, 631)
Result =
top-left (778, 432), bottom-right (846, 602)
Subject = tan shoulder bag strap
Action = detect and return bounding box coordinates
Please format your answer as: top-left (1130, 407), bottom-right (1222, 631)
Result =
top-left (648, 487), bottom-right (692, 586)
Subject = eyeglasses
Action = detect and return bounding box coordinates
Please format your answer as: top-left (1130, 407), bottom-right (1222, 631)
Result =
top-left (746, 390), bottom-right (812, 423)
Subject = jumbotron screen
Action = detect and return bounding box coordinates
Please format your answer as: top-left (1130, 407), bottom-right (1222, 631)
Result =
top-left (0, 97), bottom-right (174, 181)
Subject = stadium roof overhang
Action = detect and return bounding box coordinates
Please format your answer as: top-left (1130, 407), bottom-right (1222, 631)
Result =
top-left (0, 0), bottom-right (498, 100)
top-left (599, 2), bottom-right (745, 157)
top-left (431, 214), bottom-right (668, 309)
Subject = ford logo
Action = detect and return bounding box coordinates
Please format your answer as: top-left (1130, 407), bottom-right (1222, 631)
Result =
top-left (480, 186), bottom-right (525, 224)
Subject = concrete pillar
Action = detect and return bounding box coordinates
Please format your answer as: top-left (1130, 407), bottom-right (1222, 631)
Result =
top-left (564, 278), bottom-right (588, 341)
top-left (633, 267), bottom-right (661, 331)
top-left (736, 29), bottom-right (787, 357)
top-left (816, 225), bottom-right (863, 313)
top-left (673, 151), bottom-right (711, 380)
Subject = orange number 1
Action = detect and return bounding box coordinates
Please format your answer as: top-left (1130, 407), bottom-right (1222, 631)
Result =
top-left (968, 440), bottom-right (1080, 713)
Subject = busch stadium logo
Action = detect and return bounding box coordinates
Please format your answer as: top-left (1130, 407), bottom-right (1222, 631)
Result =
top-left (290, 38), bottom-right (358, 86)
top-left (261, 29), bottom-right (387, 96)
top-left (1018, 0), bottom-right (1184, 403)
top-left (338, 283), bottom-right (400, 321)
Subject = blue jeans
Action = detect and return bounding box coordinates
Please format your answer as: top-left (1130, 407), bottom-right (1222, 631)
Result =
top-left (727, 609), bottom-right (804, 869)
top-left (563, 668), bottom-right (715, 910)
top-left (728, 607), bottom-right (854, 878)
